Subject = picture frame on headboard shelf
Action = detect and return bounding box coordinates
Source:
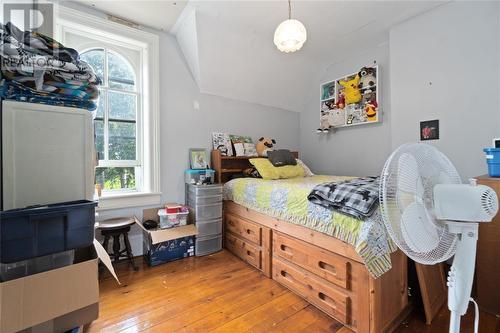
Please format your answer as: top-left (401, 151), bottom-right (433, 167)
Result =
top-left (189, 148), bottom-right (209, 169)
top-left (318, 65), bottom-right (380, 133)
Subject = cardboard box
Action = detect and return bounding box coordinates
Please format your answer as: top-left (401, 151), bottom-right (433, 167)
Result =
top-left (0, 241), bottom-right (117, 333)
top-left (139, 209), bottom-right (197, 266)
top-left (18, 303), bottom-right (98, 333)
top-left (0, 250), bottom-right (97, 333)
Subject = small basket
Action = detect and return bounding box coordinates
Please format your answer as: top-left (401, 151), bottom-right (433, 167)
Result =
top-left (158, 209), bottom-right (189, 229)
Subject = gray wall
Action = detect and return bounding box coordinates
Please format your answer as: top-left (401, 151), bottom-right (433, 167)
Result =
top-left (300, 1), bottom-right (500, 181)
top-left (390, 1), bottom-right (500, 180)
top-left (162, 34), bottom-right (300, 204)
top-left (299, 42), bottom-right (392, 177)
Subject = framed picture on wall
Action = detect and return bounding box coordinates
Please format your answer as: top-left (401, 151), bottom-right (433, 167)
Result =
top-left (420, 119), bottom-right (439, 141)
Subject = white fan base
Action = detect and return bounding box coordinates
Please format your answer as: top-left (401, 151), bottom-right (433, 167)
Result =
top-left (446, 222), bottom-right (479, 333)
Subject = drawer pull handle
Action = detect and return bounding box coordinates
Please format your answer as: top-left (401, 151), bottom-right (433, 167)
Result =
top-left (246, 250), bottom-right (253, 257)
top-left (246, 229), bottom-right (252, 234)
top-left (318, 261), bottom-right (337, 276)
top-left (280, 270), bottom-right (297, 282)
top-left (280, 244), bottom-right (293, 255)
top-left (318, 292), bottom-right (337, 309)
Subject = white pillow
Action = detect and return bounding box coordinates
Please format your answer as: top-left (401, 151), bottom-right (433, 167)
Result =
top-left (296, 159), bottom-right (314, 177)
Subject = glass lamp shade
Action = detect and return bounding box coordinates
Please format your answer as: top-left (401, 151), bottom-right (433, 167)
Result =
top-left (273, 19), bottom-right (307, 53)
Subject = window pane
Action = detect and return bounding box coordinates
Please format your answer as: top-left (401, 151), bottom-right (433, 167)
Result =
top-left (95, 89), bottom-right (105, 119)
top-left (94, 120), bottom-right (104, 160)
top-left (107, 52), bottom-right (135, 91)
top-left (80, 49), bottom-right (104, 82)
top-left (109, 121), bottom-right (136, 160)
top-left (95, 167), bottom-right (136, 190)
top-left (108, 91), bottom-right (136, 120)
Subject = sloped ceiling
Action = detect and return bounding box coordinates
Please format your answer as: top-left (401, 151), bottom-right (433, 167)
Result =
top-left (173, 1), bottom-right (445, 112)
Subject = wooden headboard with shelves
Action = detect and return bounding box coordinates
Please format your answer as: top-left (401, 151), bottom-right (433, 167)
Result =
top-left (211, 150), bottom-right (299, 184)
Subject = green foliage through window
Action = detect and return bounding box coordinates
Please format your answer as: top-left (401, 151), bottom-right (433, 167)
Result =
top-left (82, 48), bottom-right (139, 191)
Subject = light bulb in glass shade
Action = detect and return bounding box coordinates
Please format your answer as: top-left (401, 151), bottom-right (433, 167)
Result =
top-left (273, 19), bottom-right (307, 53)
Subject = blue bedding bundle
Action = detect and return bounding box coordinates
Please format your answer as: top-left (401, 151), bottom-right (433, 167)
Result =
top-left (0, 22), bottom-right (100, 111)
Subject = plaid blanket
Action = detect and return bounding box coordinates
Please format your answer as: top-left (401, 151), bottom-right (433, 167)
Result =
top-left (308, 176), bottom-right (380, 220)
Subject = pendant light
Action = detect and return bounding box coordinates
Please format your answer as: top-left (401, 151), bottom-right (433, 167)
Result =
top-left (273, 0), bottom-right (307, 53)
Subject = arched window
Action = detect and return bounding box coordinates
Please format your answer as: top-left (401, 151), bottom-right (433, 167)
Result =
top-left (81, 48), bottom-right (139, 191)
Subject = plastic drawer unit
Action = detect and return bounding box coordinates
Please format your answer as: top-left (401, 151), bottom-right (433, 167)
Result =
top-left (186, 184), bottom-right (223, 256)
top-left (195, 235), bottom-right (223, 256)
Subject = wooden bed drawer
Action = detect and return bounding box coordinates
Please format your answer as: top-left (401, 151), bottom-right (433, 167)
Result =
top-left (225, 213), bottom-right (262, 245)
top-left (273, 257), bottom-right (351, 325)
top-left (273, 232), bottom-right (350, 290)
top-left (225, 232), bottom-right (262, 270)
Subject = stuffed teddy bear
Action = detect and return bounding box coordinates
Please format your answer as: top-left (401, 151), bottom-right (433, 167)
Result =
top-left (338, 75), bottom-right (361, 105)
top-left (317, 111), bottom-right (331, 134)
top-left (256, 137), bottom-right (276, 157)
top-left (358, 67), bottom-right (376, 89)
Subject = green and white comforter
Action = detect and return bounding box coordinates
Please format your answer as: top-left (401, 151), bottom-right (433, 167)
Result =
top-left (223, 176), bottom-right (397, 278)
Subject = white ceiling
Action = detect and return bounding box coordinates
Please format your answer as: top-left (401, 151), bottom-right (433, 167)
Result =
top-left (74, 0), bottom-right (188, 31)
top-left (174, 1), bottom-right (446, 112)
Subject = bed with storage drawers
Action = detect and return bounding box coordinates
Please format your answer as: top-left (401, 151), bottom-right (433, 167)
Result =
top-left (222, 176), bottom-right (410, 333)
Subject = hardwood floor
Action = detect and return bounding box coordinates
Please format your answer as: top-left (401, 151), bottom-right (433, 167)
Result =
top-left (88, 250), bottom-right (500, 333)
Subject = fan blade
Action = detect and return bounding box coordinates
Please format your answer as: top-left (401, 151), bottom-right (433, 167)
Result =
top-left (396, 153), bottom-right (424, 209)
top-left (397, 153), bottom-right (419, 193)
top-left (401, 202), bottom-right (440, 253)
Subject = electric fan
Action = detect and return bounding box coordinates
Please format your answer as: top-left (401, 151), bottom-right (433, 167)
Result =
top-left (379, 143), bottom-right (498, 333)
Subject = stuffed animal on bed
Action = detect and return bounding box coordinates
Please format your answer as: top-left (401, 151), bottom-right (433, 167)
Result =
top-left (338, 75), bottom-right (361, 105)
top-left (358, 67), bottom-right (376, 89)
top-left (256, 137), bottom-right (276, 157)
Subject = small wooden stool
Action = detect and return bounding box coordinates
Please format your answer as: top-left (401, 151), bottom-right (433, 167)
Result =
top-left (96, 217), bottom-right (138, 271)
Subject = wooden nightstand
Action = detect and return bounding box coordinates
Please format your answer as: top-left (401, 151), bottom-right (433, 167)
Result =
top-left (475, 175), bottom-right (500, 316)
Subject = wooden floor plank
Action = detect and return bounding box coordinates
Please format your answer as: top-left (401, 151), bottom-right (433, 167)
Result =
top-left (271, 305), bottom-right (345, 333)
top-left (209, 292), bottom-right (309, 333)
top-left (175, 280), bottom-right (287, 332)
top-left (117, 273), bottom-right (277, 332)
top-left (88, 250), bottom-right (499, 333)
top-left (97, 266), bottom-right (257, 332)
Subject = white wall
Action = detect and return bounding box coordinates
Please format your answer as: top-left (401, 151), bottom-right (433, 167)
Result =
top-left (299, 42), bottom-right (392, 177)
top-left (301, 1), bottom-right (500, 181)
top-left (390, 1), bottom-right (500, 180)
top-left (162, 33), bottom-right (300, 205)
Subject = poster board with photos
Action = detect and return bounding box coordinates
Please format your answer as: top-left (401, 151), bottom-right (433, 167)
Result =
top-left (320, 65), bottom-right (380, 130)
top-left (212, 132), bottom-right (234, 156)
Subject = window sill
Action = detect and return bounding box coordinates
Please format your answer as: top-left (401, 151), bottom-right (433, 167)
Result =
top-left (96, 192), bottom-right (162, 211)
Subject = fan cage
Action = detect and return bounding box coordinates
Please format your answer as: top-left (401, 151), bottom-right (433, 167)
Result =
top-left (380, 143), bottom-right (460, 264)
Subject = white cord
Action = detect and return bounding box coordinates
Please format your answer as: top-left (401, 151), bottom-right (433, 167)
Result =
top-left (470, 297), bottom-right (479, 333)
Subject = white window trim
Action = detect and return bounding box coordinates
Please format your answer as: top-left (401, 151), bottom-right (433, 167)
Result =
top-left (55, 6), bottom-right (161, 210)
